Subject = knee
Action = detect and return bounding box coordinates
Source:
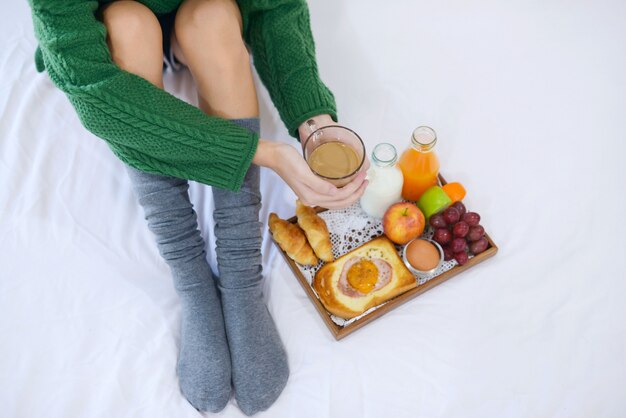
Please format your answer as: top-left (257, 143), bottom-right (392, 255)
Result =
top-left (175, 0), bottom-right (249, 70)
top-left (101, 1), bottom-right (162, 69)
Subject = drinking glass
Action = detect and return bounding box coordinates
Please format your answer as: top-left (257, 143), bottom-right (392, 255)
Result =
top-left (302, 119), bottom-right (366, 187)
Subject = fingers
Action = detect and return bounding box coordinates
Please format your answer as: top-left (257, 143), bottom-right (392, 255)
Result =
top-left (306, 171), bottom-right (367, 202)
top-left (322, 178), bottom-right (369, 210)
top-left (330, 171), bottom-right (367, 201)
top-left (297, 188), bottom-right (334, 207)
top-left (297, 175), bottom-right (369, 210)
top-left (295, 146), bottom-right (369, 201)
top-left (300, 169), bottom-right (339, 197)
top-left (299, 171), bottom-right (366, 206)
top-left (289, 154), bottom-right (370, 208)
top-left (294, 182), bottom-right (329, 207)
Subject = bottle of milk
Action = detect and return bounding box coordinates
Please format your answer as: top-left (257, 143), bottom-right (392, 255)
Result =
top-left (360, 143), bottom-right (404, 218)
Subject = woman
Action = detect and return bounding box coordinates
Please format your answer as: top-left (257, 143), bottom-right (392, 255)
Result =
top-left (28, 0), bottom-right (367, 415)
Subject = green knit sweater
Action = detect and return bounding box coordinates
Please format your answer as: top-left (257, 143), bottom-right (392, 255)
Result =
top-left (28, 0), bottom-right (337, 191)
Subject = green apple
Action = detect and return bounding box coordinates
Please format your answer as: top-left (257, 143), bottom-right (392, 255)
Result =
top-left (417, 186), bottom-right (452, 220)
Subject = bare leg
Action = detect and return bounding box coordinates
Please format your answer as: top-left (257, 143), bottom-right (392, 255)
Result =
top-left (174, 1), bottom-right (289, 415)
top-left (173, 0), bottom-right (258, 118)
top-left (101, 1), bottom-right (164, 88)
top-left (101, 1), bottom-right (232, 412)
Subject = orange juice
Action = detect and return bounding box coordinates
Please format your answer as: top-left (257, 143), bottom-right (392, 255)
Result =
top-left (398, 126), bottom-right (440, 201)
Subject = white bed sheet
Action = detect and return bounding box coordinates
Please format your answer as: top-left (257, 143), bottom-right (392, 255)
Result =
top-left (1, 1), bottom-right (626, 417)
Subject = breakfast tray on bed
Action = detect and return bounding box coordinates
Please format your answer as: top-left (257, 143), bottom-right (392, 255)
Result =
top-left (272, 175), bottom-right (498, 340)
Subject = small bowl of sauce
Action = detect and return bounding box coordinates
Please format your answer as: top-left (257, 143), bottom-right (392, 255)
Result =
top-left (402, 238), bottom-right (444, 278)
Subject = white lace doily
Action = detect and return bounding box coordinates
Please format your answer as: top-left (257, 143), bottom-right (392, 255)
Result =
top-left (297, 203), bottom-right (461, 327)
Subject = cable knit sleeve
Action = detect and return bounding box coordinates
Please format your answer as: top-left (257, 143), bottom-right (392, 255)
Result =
top-left (238, 0), bottom-right (338, 138)
top-left (28, 0), bottom-right (258, 191)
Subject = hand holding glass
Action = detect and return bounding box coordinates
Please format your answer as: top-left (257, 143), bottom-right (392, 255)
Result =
top-left (302, 119), bottom-right (366, 188)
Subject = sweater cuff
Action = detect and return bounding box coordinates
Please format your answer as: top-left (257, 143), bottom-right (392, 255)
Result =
top-left (227, 131), bottom-right (259, 190)
top-left (283, 85), bottom-right (338, 138)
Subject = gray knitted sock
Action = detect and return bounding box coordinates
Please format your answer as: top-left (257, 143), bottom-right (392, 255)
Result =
top-left (212, 118), bottom-right (289, 416)
top-left (125, 167), bottom-right (231, 412)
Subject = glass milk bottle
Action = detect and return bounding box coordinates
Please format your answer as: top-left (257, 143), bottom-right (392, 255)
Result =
top-left (360, 143), bottom-right (404, 218)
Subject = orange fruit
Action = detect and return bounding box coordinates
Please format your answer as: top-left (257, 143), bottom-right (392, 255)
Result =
top-left (442, 182), bottom-right (466, 203)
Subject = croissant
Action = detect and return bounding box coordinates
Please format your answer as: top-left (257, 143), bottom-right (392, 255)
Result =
top-left (269, 213), bottom-right (318, 266)
top-left (295, 200), bottom-right (334, 262)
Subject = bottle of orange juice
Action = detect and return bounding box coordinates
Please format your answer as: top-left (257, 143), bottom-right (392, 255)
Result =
top-left (398, 126), bottom-right (440, 201)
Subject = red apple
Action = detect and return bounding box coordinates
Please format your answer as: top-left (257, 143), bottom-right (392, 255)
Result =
top-left (382, 202), bottom-right (425, 245)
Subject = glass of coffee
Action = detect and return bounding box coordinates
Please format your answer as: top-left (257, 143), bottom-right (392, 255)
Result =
top-left (302, 119), bottom-right (366, 187)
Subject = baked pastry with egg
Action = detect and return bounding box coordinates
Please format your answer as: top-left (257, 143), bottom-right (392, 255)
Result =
top-left (313, 236), bottom-right (416, 319)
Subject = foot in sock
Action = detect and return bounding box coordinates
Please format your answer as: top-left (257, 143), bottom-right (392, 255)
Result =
top-left (125, 166), bottom-right (232, 412)
top-left (212, 118), bottom-right (289, 415)
top-left (219, 285), bottom-right (290, 415)
top-left (174, 266), bottom-right (232, 412)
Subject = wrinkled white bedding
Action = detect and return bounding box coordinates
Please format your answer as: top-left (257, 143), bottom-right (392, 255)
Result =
top-left (1, 1), bottom-right (625, 417)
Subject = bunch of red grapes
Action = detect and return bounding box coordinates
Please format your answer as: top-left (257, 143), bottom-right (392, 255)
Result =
top-left (430, 202), bottom-right (488, 266)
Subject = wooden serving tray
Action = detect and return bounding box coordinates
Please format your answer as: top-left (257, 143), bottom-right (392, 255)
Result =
top-left (271, 175), bottom-right (498, 340)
